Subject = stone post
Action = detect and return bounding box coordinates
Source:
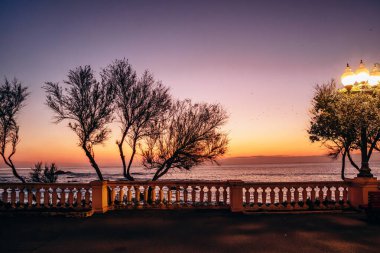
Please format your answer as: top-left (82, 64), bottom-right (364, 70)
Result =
top-left (228, 180), bottom-right (244, 212)
top-left (346, 177), bottom-right (379, 208)
top-left (90, 180), bottom-right (108, 213)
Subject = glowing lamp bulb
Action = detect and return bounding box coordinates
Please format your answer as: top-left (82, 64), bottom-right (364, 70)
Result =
top-left (341, 64), bottom-right (356, 87)
top-left (355, 60), bottom-right (370, 83)
top-left (369, 63), bottom-right (380, 86)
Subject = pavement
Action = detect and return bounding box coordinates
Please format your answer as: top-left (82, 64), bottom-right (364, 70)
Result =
top-left (0, 210), bottom-right (379, 253)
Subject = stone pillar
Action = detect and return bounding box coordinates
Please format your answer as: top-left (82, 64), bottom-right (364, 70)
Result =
top-left (347, 177), bottom-right (379, 208)
top-left (90, 180), bottom-right (109, 213)
top-left (228, 180), bottom-right (244, 212)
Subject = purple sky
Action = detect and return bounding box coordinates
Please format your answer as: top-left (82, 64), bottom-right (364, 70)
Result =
top-left (1, 0), bottom-right (380, 165)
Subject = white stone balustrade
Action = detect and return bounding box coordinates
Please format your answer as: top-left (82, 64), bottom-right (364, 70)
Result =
top-left (0, 179), bottom-right (373, 214)
top-left (107, 181), bottom-right (231, 209)
top-left (0, 183), bottom-right (92, 210)
top-left (242, 181), bottom-right (349, 211)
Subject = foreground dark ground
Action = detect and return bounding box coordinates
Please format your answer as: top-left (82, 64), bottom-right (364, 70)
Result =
top-left (0, 210), bottom-right (379, 253)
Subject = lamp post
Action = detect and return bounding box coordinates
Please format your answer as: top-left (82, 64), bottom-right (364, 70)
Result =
top-left (340, 60), bottom-right (380, 177)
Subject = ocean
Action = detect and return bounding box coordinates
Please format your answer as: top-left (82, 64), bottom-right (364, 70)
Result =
top-left (1, 162), bottom-right (380, 183)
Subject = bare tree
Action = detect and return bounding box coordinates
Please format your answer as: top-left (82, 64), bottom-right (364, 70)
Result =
top-left (103, 59), bottom-right (171, 180)
top-left (141, 99), bottom-right (229, 181)
top-left (44, 66), bottom-right (114, 181)
top-left (0, 78), bottom-right (28, 183)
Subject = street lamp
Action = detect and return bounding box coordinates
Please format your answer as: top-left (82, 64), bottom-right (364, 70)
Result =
top-left (340, 60), bottom-right (380, 178)
top-left (341, 60), bottom-right (380, 92)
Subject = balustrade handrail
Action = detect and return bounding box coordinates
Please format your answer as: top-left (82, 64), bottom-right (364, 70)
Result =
top-left (107, 180), bottom-right (231, 187)
top-left (0, 180), bottom-right (349, 188)
top-left (242, 180), bottom-right (348, 187)
top-left (0, 182), bottom-right (91, 188)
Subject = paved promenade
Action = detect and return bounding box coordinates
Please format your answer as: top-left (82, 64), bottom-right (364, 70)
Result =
top-left (1, 210), bottom-right (379, 253)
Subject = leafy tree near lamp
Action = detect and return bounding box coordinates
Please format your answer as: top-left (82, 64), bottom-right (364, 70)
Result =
top-left (308, 80), bottom-right (380, 179)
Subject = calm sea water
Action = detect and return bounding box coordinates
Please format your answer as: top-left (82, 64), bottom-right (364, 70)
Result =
top-left (1, 162), bottom-right (380, 183)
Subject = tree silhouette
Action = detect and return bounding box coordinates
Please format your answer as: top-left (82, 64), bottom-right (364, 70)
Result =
top-left (102, 59), bottom-right (171, 180)
top-left (141, 99), bottom-right (228, 181)
top-left (0, 78), bottom-right (28, 183)
top-left (308, 80), bottom-right (380, 179)
top-left (44, 66), bottom-right (114, 181)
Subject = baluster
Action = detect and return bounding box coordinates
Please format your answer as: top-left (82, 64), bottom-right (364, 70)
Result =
top-left (167, 187), bottom-right (172, 205)
top-left (76, 188), bottom-right (83, 207)
top-left (302, 187), bottom-right (307, 203)
top-left (274, 187), bottom-right (280, 205)
top-left (44, 188), bottom-right (50, 208)
top-left (52, 187), bottom-right (58, 208)
top-left (19, 188), bottom-right (25, 207)
top-left (144, 186), bottom-right (149, 205)
top-left (61, 188), bottom-right (67, 207)
top-left (227, 187), bottom-right (231, 205)
top-left (269, 188), bottom-right (275, 206)
top-left (135, 186), bottom-right (141, 206)
top-left (35, 188), bottom-right (41, 208)
top-left (11, 188), bottom-right (16, 208)
top-left (199, 186), bottom-right (204, 203)
top-left (207, 187), bottom-right (212, 204)
top-left (151, 186), bottom-right (156, 204)
top-left (1, 188), bottom-right (6, 204)
top-left (159, 187), bottom-right (164, 205)
top-left (176, 187), bottom-right (181, 204)
top-left (68, 189), bottom-right (74, 208)
top-left (108, 186), bottom-right (116, 206)
top-left (318, 187), bottom-right (324, 201)
top-left (183, 186), bottom-right (188, 204)
top-left (215, 187), bottom-right (220, 204)
top-left (119, 187), bottom-right (125, 204)
top-left (191, 187), bottom-right (196, 203)
top-left (28, 188), bottom-right (34, 208)
top-left (253, 188), bottom-right (259, 207)
top-left (294, 187), bottom-right (299, 204)
top-left (279, 188), bottom-right (284, 205)
top-left (334, 187), bottom-right (340, 203)
top-left (326, 186), bottom-right (332, 203)
top-left (127, 186), bottom-right (133, 204)
top-left (85, 188), bottom-right (91, 208)
top-left (311, 187), bottom-right (316, 202)
top-left (262, 188), bottom-right (267, 205)
top-left (245, 188), bottom-right (250, 205)
top-left (221, 187), bottom-right (226, 204)
top-left (285, 188), bottom-right (290, 204)
top-left (343, 187), bottom-right (348, 203)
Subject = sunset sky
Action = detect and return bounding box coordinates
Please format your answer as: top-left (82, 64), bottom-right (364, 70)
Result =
top-left (1, 0), bottom-right (380, 166)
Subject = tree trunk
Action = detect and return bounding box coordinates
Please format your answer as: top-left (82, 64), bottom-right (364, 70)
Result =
top-left (1, 154), bottom-right (25, 183)
top-left (117, 127), bottom-right (135, 181)
top-left (358, 127), bottom-right (373, 177)
top-left (341, 149), bottom-right (346, 181)
top-left (152, 162), bottom-right (172, 181)
top-left (118, 142), bottom-right (133, 180)
top-left (125, 142), bottom-right (137, 181)
top-left (347, 150), bottom-right (360, 171)
top-left (82, 145), bottom-right (104, 181)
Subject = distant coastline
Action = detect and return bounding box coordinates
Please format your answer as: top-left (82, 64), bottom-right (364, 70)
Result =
top-left (6, 154), bottom-right (376, 168)
top-left (219, 154), bottom-right (372, 165)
